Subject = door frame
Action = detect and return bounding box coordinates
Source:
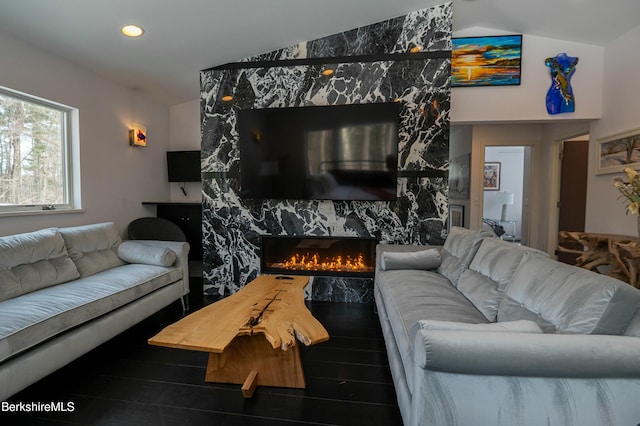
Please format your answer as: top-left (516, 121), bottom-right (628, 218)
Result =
top-left (468, 126), bottom-right (542, 247)
top-left (546, 133), bottom-right (590, 254)
top-left (481, 145), bottom-right (531, 245)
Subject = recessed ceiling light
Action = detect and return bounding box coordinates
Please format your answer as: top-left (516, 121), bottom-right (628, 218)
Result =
top-left (121, 25), bottom-right (144, 37)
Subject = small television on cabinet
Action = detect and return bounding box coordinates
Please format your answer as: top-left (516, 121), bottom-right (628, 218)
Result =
top-left (166, 150), bottom-right (201, 182)
top-left (237, 102), bottom-right (400, 201)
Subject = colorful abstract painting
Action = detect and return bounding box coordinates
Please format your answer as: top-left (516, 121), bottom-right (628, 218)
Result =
top-left (452, 35), bottom-right (522, 87)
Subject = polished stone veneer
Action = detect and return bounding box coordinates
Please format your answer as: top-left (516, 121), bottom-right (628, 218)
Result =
top-left (200, 3), bottom-right (452, 300)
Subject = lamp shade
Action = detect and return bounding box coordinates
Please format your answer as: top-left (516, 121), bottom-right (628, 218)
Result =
top-left (495, 191), bottom-right (514, 205)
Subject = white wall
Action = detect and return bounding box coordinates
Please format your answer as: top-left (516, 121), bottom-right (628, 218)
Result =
top-left (451, 28), bottom-right (604, 123)
top-left (169, 99), bottom-right (202, 202)
top-left (0, 31), bottom-right (171, 237)
top-left (586, 23), bottom-right (640, 236)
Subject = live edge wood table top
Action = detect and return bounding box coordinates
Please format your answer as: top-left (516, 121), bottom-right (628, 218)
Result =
top-left (148, 275), bottom-right (329, 397)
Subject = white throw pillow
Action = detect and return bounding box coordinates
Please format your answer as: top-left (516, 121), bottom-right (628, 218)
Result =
top-left (381, 248), bottom-right (441, 271)
top-left (118, 241), bottom-right (177, 267)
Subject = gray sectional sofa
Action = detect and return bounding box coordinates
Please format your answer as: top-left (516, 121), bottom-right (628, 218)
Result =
top-left (375, 226), bottom-right (640, 426)
top-left (0, 222), bottom-right (189, 401)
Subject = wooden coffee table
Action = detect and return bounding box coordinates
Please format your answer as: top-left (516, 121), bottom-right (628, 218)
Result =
top-left (148, 275), bottom-right (329, 397)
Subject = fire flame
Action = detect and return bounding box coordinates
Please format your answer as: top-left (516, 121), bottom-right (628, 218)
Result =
top-left (282, 252), bottom-right (368, 272)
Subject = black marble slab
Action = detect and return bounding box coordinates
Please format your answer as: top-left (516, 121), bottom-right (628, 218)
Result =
top-left (200, 4), bottom-right (452, 299)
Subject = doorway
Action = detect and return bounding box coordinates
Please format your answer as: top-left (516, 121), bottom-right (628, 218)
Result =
top-left (556, 135), bottom-right (589, 264)
top-left (482, 146), bottom-right (533, 245)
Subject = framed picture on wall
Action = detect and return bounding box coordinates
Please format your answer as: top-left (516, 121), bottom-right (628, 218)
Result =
top-left (484, 162), bottom-right (501, 190)
top-left (449, 205), bottom-right (464, 228)
top-left (595, 127), bottom-right (640, 175)
top-left (449, 153), bottom-right (470, 200)
top-left (451, 35), bottom-right (522, 87)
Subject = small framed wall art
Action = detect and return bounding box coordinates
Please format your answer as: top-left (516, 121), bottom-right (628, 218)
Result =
top-left (449, 204), bottom-right (464, 228)
top-left (449, 153), bottom-right (471, 200)
top-left (595, 128), bottom-right (640, 175)
top-left (484, 162), bottom-right (501, 191)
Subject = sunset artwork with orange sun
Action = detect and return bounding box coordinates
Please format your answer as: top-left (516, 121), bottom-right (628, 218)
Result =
top-left (451, 35), bottom-right (522, 87)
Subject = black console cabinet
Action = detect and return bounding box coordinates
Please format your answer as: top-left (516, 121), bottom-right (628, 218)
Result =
top-left (142, 202), bottom-right (202, 261)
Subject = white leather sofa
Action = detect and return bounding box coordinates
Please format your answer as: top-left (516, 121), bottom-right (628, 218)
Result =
top-left (375, 227), bottom-right (640, 426)
top-left (0, 222), bottom-right (189, 401)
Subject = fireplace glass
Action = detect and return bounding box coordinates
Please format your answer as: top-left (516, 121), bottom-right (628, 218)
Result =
top-left (261, 236), bottom-right (377, 277)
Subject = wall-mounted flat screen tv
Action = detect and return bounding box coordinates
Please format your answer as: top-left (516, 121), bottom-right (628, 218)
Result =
top-left (167, 150), bottom-right (201, 182)
top-left (237, 102), bottom-right (400, 201)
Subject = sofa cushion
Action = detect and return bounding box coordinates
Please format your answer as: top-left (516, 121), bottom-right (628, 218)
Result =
top-left (0, 263), bottom-right (183, 363)
top-left (498, 252), bottom-right (640, 334)
top-left (59, 222), bottom-right (125, 277)
top-left (436, 227), bottom-right (492, 286)
top-left (376, 268), bottom-right (488, 393)
top-left (0, 228), bottom-right (79, 302)
top-left (380, 248), bottom-right (441, 271)
top-left (414, 319), bottom-right (543, 333)
top-left (118, 241), bottom-right (177, 267)
top-left (456, 239), bottom-right (543, 321)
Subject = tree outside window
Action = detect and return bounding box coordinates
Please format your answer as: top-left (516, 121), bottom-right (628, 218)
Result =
top-left (0, 88), bottom-right (75, 211)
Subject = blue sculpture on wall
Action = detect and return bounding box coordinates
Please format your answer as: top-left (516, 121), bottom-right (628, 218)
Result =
top-left (545, 53), bottom-right (578, 114)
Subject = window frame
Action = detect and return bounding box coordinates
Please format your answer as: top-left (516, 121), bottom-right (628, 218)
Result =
top-left (0, 86), bottom-right (80, 215)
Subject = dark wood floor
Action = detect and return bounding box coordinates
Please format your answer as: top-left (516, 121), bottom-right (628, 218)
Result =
top-left (2, 293), bottom-right (402, 426)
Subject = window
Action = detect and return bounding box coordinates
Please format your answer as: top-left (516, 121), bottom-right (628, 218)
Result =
top-left (0, 87), bottom-right (78, 213)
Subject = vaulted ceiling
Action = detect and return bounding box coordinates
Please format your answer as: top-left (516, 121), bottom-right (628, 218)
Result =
top-left (1, 0), bottom-right (638, 105)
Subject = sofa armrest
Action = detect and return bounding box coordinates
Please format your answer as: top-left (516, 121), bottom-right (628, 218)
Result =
top-left (414, 329), bottom-right (640, 378)
top-left (124, 240), bottom-right (190, 296)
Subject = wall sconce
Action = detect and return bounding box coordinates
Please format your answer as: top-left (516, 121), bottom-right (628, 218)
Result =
top-left (129, 123), bottom-right (147, 147)
top-left (219, 73), bottom-right (236, 104)
top-left (321, 68), bottom-right (335, 77)
top-left (320, 65), bottom-right (337, 78)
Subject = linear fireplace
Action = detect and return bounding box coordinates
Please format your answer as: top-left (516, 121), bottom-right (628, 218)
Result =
top-left (261, 236), bottom-right (377, 278)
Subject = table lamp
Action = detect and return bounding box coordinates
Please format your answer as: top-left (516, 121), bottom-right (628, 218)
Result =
top-left (495, 191), bottom-right (514, 221)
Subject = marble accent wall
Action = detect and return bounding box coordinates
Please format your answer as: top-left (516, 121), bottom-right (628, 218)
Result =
top-left (200, 3), bottom-right (452, 300)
